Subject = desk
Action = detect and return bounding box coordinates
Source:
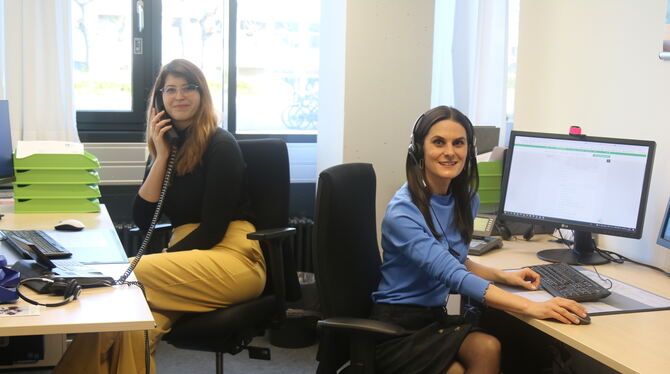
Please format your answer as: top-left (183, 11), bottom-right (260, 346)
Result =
top-left (471, 235), bottom-right (670, 374)
top-left (0, 204), bottom-right (154, 366)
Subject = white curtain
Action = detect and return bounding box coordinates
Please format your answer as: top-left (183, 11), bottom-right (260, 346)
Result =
top-left (432, 0), bottom-right (509, 130)
top-left (2, 0), bottom-right (79, 144)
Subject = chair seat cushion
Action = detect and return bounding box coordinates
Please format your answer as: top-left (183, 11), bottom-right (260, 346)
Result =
top-left (164, 295), bottom-right (277, 352)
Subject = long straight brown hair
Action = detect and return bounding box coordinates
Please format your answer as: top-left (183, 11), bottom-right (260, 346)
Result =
top-left (406, 106), bottom-right (479, 243)
top-left (146, 59), bottom-right (218, 175)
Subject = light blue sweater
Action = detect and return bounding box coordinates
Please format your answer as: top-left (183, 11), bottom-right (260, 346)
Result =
top-left (372, 183), bottom-right (492, 306)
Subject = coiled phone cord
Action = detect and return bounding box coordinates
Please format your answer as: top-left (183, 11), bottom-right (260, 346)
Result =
top-left (117, 145), bottom-right (177, 285)
top-left (114, 144), bottom-right (177, 374)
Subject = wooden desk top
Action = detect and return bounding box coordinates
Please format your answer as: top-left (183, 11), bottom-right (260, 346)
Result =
top-left (0, 203), bottom-right (116, 231)
top-left (471, 236), bottom-right (670, 374)
top-left (0, 204), bottom-right (155, 337)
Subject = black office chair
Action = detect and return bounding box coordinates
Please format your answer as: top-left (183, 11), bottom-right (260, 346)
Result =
top-left (312, 163), bottom-right (407, 374)
top-left (162, 138), bottom-right (301, 374)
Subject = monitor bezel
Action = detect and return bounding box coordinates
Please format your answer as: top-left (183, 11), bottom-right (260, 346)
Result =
top-left (657, 196), bottom-right (670, 249)
top-left (0, 100), bottom-right (13, 183)
top-left (498, 130), bottom-right (656, 240)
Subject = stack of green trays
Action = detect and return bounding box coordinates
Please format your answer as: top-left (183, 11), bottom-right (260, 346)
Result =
top-left (478, 161), bottom-right (503, 205)
top-left (12, 151), bottom-right (101, 213)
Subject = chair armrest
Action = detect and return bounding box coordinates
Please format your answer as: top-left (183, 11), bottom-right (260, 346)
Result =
top-left (247, 227), bottom-right (296, 241)
top-left (247, 226), bottom-right (298, 320)
top-left (127, 223), bottom-right (174, 254)
top-left (318, 317), bottom-right (408, 338)
top-left (128, 222), bottom-right (173, 232)
top-left (317, 317), bottom-right (409, 374)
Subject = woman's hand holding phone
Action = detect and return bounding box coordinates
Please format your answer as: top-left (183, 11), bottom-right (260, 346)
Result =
top-left (150, 107), bottom-right (174, 160)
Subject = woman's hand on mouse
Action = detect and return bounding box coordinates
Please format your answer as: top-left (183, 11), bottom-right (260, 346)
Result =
top-left (526, 297), bottom-right (587, 324)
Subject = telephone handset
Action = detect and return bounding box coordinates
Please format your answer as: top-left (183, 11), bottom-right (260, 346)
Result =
top-left (154, 95), bottom-right (179, 145)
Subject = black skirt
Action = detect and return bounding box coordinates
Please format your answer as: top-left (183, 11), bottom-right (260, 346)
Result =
top-left (370, 303), bottom-right (473, 374)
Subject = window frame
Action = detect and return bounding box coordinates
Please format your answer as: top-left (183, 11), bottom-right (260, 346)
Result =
top-left (77, 0), bottom-right (317, 144)
top-left (76, 0), bottom-right (158, 142)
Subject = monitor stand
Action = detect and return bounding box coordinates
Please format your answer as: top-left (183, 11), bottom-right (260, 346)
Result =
top-left (536, 230), bottom-right (610, 265)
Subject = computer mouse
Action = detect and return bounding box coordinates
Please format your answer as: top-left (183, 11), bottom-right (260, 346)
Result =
top-left (571, 313), bottom-right (591, 325)
top-left (55, 219), bottom-right (85, 231)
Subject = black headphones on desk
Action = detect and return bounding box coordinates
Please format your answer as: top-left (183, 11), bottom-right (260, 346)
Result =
top-left (16, 277), bottom-right (82, 307)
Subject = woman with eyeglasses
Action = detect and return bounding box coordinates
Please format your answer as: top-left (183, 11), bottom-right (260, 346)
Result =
top-left (53, 59), bottom-right (265, 374)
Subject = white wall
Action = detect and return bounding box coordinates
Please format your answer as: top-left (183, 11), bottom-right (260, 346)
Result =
top-left (318, 0), bottom-right (435, 228)
top-left (515, 0), bottom-right (670, 269)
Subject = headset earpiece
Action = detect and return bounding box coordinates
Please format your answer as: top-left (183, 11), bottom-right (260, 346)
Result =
top-left (17, 277), bottom-right (82, 307)
top-left (408, 114), bottom-right (425, 166)
top-left (495, 221), bottom-right (512, 241)
top-left (47, 278), bottom-right (82, 299)
top-left (523, 224), bottom-right (535, 241)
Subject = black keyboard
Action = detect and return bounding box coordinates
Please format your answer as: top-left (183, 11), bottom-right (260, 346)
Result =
top-left (0, 230), bottom-right (72, 259)
top-left (529, 262), bottom-right (611, 302)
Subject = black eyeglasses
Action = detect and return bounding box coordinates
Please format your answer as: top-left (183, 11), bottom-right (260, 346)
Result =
top-left (160, 84), bottom-right (200, 97)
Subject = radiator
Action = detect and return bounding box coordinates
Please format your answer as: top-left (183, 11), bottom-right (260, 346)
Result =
top-left (288, 217), bottom-right (315, 273)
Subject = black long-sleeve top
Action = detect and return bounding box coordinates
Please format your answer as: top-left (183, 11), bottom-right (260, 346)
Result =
top-left (133, 127), bottom-right (253, 252)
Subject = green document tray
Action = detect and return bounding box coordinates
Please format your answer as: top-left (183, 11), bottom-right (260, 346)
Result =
top-left (13, 151), bottom-right (100, 170)
top-left (13, 169), bottom-right (101, 184)
top-left (13, 184), bottom-right (101, 199)
top-left (478, 161), bottom-right (503, 205)
top-left (14, 198), bottom-right (101, 213)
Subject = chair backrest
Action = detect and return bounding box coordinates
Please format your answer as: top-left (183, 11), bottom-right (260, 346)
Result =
top-left (313, 163), bottom-right (381, 319)
top-left (238, 139), bottom-right (300, 301)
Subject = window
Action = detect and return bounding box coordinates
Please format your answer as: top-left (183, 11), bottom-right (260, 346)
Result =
top-left (161, 0), bottom-right (225, 115)
top-left (73, 0), bottom-right (153, 141)
top-left (72, 1), bottom-right (133, 112)
top-left (233, 0), bottom-right (319, 136)
top-left (73, 0), bottom-right (319, 143)
top-left (506, 0), bottom-right (520, 123)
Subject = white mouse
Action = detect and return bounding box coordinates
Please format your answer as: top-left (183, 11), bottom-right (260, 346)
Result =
top-left (55, 219), bottom-right (86, 231)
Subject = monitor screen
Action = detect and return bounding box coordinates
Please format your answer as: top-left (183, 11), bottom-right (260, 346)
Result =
top-left (499, 131), bottom-right (655, 265)
top-left (0, 100), bottom-right (14, 184)
top-left (658, 197), bottom-right (670, 249)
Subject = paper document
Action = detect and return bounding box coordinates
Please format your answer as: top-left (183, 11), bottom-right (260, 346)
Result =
top-left (0, 305), bottom-right (40, 317)
top-left (16, 140), bottom-right (84, 159)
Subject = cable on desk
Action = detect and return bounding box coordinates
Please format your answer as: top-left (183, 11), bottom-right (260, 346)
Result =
top-left (557, 230), bottom-right (670, 279)
top-left (557, 230), bottom-right (613, 289)
top-left (593, 245), bottom-right (670, 278)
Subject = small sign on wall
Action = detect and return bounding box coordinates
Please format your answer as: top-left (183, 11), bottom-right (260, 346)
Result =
top-left (661, 0), bottom-right (670, 60)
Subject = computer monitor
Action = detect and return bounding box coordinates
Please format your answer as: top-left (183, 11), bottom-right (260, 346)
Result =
top-left (499, 131), bottom-right (655, 265)
top-left (0, 100), bottom-right (14, 185)
top-left (657, 196), bottom-right (670, 249)
top-left (473, 126), bottom-right (501, 155)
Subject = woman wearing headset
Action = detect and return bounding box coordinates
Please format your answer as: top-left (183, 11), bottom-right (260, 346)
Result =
top-left (370, 106), bottom-right (588, 374)
top-left (53, 59), bottom-right (265, 374)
